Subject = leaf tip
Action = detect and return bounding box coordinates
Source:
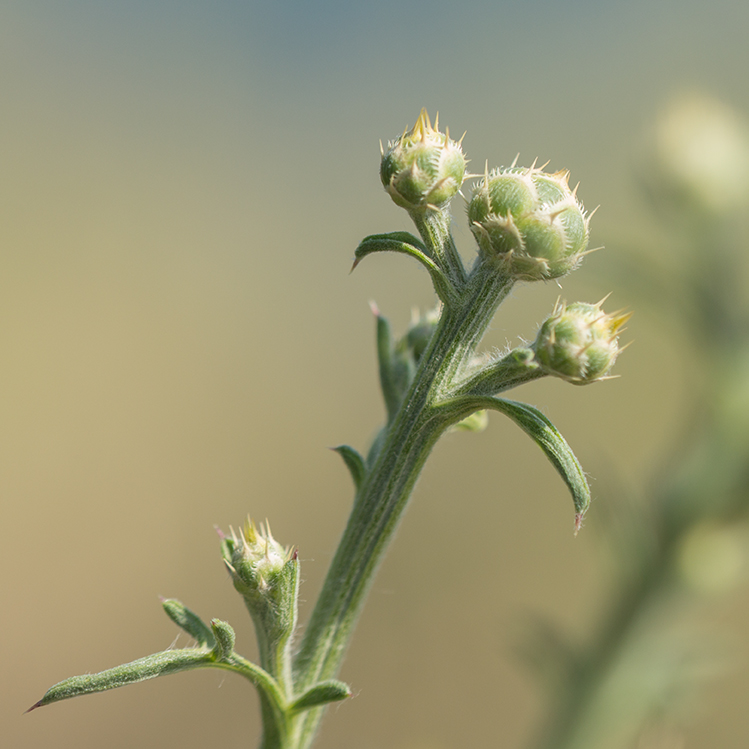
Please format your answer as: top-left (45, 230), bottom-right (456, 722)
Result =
top-left (574, 512), bottom-right (585, 536)
top-left (24, 700), bottom-right (43, 714)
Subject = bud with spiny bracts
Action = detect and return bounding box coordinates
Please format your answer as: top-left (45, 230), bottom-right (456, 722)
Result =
top-left (380, 109), bottom-right (467, 212)
top-left (220, 519), bottom-right (299, 672)
top-left (533, 300), bottom-right (631, 384)
top-left (468, 164), bottom-right (591, 281)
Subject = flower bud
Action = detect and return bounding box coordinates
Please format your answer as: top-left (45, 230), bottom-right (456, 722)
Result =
top-left (533, 300), bottom-right (630, 384)
top-left (220, 519), bottom-right (298, 650)
top-left (403, 307), bottom-right (440, 363)
top-left (380, 109), bottom-right (466, 212)
top-left (468, 166), bottom-right (590, 281)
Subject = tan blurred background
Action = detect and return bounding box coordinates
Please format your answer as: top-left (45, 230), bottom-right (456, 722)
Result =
top-left (3, 2), bottom-right (749, 747)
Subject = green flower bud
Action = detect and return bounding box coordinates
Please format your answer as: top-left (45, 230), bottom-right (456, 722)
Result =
top-left (380, 109), bottom-right (467, 212)
top-left (220, 519), bottom-right (298, 651)
top-left (403, 307), bottom-right (440, 363)
top-left (468, 165), bottom-right (590, 281)
top-left (533, 300), bottom-right (630, 384)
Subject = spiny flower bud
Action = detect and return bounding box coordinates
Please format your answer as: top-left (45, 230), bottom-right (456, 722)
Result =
top-left (220, 518), bottom-right (298, 647)
top-left (533, 300), bottom-right (630, 384)
top-left (380, 109), bottom-right (467, 212)
top-left (468, 165), bottom-right (590, 281)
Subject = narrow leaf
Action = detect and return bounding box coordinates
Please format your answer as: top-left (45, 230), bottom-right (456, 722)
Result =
top-left (375, 312), bottom-right (400, 423)
top-left (289, 679), bottom-right (352, 714)
top-left (161, 598), bottom-right (215, 649)
top-left (353, 233), bottom-right (455, 306)
top-left (355, 231), bottom-right (429, 255)
top-left (332, 445), bottom-right (366, 490)
top-left (436, 395), bottom-right (590, 528)
top-left (27, 649), bottom-right (214, 711)
top-left (487, 398), bottom-right (591, 528)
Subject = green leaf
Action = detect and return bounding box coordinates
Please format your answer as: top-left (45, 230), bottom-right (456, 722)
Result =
top-left (28, 648), bottom-right (289, 719)
top-left (375, 311), bottom-right (401, 423)
top-left (435, 395), bottom-right (590, 529)
top-left (356, 231), bottom-right (429, 255)
top-left (353, 232), bottom-right (456, 306)
top-left (161, 598), bottom-right (215, 649)
top-left (487, 398), bottom-right (591, 529)
top-left (210, 619), bottom-right (236, 660)
top-left (289, 679), bottom-right (352, 714)
top-left (332, 445), bottom-right (366, 490)
top-left (27, 649), bottom-right (214, 711)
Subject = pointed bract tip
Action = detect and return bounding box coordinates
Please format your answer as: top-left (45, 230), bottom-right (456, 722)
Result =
top-left (369, 300), bottom-right (381, 317)
top-left (595, 292), bottom-right (613, 308)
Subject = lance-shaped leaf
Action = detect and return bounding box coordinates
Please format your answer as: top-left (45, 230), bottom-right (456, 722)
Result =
top-left (28, 647), bottom-right (288, 716)
top-left (27, 649), bottom-right (216, 711)
top-left (332, 444), bottom-right (366, 491)
top-left (289, 679), bottom-right (352, 714)
top-left (161, 598), bottom-right (215, 649)
top-left (489, 397), bottom-right (590, 529)
top-left (353, 232), bottom-right (456, 306)
top-left (374, 310), bottom-right (412, 423)
top-left (435, 395), bottom-right (590, 530)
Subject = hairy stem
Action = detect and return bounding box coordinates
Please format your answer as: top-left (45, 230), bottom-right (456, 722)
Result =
top-left (290, 264), bottom-right (513, 748)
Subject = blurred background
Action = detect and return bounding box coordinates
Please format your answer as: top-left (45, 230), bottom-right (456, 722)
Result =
top-left (3, 1), bottom-right (749, 747)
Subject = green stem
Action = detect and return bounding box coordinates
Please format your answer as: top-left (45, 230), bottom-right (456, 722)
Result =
top-left (290, 264), bottom-right (513, 749)
top-left (412, 209), bottom-right (468, 290)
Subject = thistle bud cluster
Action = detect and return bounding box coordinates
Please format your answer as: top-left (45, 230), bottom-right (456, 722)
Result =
top-left (220, 519), bottom-right (298, 650)
top-left (533, 300), bottom-right (631, 384)
top-left (468, 166), bottom-right (590, 281)
top-left (380, 109), bottom-right (467, 212)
